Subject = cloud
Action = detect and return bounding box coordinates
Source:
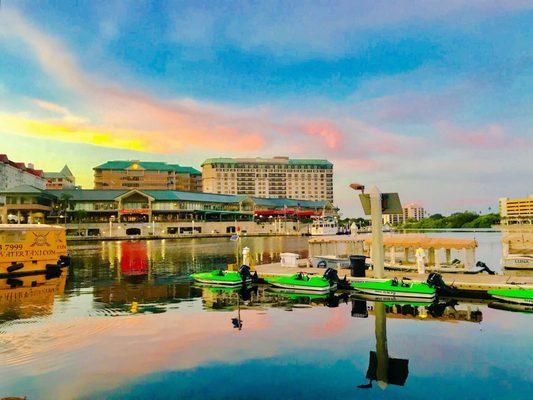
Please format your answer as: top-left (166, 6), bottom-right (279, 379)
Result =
top-left (439, 122), bottom-right (529, 149)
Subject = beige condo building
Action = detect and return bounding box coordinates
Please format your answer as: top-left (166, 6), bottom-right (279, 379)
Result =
top-left (383, 203), bottom-right (426, 225)
top-left (201, 157), bottom-right (333, 202)
top-left (499, 195), bottom-right (533, 225)
top-left (94, 160), bottom-right (202, 192)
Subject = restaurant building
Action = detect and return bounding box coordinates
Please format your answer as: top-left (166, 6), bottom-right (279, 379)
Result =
top-left (201, 157), bottom-right (334, 203)
top-left (0, 186), bottom-right (333, 236)
top-left (94, 160), bottom-right (202, 192)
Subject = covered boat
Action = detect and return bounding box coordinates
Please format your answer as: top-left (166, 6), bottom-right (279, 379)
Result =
top-left (351, 277), bottom-right (436, 300)
top-left (487, 288), bottom-right (533, 305)
top-left (191, 265), bottom-right (256, 287)
top-left (264, 268), bottom-right (339, 294)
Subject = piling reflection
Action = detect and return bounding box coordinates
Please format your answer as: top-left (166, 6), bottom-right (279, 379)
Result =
top-left (352, 297), bottom-right (483, 391)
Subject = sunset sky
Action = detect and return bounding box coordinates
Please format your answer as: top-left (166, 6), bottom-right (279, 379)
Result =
top-left (0, 1), bottom-right (531, 216)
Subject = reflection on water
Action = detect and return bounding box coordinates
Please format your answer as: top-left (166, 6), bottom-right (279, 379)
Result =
top-left (0, 234), bottom-right (532, 400)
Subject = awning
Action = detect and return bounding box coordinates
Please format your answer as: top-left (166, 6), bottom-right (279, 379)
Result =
top-left (254, 209), bottom-right (322, 216)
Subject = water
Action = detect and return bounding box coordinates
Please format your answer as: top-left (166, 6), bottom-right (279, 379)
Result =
top-left (1, 233), bottom-right (532, 399)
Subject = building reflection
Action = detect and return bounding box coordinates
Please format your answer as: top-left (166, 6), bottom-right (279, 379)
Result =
top-left (0, 272), bottom-right (67, 322)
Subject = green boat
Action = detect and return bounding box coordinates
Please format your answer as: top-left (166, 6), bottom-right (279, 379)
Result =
top-left (191, 265), bottom-right (255, 287)
top-left (352, 292), bottom-right (434, 306)
top-left (487, 288), bottom-right (533, 305)
top-left (264, 269), bottom-right (338, 294)
top-left (351, 277), bottom-right (436, 300)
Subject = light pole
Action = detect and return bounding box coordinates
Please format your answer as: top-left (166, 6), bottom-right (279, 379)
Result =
top-left (350, 183), bottom-right (401, 280)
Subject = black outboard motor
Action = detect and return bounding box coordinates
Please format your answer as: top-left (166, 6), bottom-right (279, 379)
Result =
top-left (427, 272), bottom-right (456, 296)
top-left (58, 255), bottom-right (71, 267)
top-left (475, 261), bottom-right (496, 275)
top-left (238, 265), bottom-right (252, 282)
top-left (323, 267), bottom-right (339, 284)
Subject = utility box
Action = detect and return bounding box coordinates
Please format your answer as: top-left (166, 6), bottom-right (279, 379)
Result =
top-left (280, 252), bottom-right (299, 267)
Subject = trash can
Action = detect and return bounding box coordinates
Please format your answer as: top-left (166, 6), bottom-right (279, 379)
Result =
top-left (349, 255), bottom-right (367, 277)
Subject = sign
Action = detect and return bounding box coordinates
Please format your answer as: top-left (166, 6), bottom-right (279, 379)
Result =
top-left (119, 208), bottom-right (150, 215)
top-left (0, 227), bottom-right (67, 263)
top-left (359, 193), bottom-right (402, 215)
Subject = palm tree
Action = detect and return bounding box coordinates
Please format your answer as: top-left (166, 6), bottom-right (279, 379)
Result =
top-left (58, 193), bottom-right (73, 223)
top-left (73, 209), bottom-right (88, 235)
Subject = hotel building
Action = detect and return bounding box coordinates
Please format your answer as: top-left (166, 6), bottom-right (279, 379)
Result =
top-left (43, 165), bottom-right (76, 190)
top-left (383, 203), bottom-right (426, 225)
top-left (499, 195), bottom-right (533, 225)
top-left (201, 157), bottom-right (334, 202)
top-left (0, 154), bottom-right (45, 205)
top-left (94, 160), bottom-right (202, 192)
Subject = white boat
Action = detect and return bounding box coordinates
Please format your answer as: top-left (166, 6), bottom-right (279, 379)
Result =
top-left (310, 217), bottom-right (338, 236)
top-left (502, 255), bottom-right (533, 270)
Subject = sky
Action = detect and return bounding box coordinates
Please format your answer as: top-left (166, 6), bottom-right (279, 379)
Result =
top-left (0, 0), bottom-right (531, 217)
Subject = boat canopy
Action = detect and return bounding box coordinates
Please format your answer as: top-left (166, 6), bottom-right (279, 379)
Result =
top-left (364, 235), bottom-right (477, 250)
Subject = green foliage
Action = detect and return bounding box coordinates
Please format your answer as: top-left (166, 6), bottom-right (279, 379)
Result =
top-left (340, 217), bottom-right (370, 227)
top-left (399, 212), bottom-right (500, 229)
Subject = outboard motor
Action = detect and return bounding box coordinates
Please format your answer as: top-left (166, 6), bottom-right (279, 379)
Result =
top-left (323, 267), bottom-right (339, 284)
top-left (427, 272), bottom-right (456, 296)
top-left (238, 265), bottom-right (252, 282)
top-left (475, 261), bottom-right (496, 275)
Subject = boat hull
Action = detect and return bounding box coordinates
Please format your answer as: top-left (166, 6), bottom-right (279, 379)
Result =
top-left (353, 287), bottom-right (436, 300)
top-left (491, 294), bottom-right (533, 305)
top-left (193, 278), bottom-right (251, 287)
top-left (267, 281), bottom-right (337, 294)
top-left (502, 256), bottom-right (533, 270)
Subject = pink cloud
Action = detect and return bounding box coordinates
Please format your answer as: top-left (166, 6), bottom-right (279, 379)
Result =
top-left (439, 122), bottom-right (528, 150)
top-left (300, 120), bottom-right (343, 149)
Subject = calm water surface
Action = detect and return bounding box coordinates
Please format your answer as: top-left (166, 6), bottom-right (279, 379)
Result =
top-left (1, 233), bottom-right (532, 399)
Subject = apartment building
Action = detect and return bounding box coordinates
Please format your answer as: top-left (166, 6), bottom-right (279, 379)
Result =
top-left (94, 161), bottom-right (202, 192)
top-left (499, 195), bottom-right (533, 225)
top-left (0, 154), bottom-right (45, 204)
top-left (201, 157), bottom-right (333, 202)
top-left (383, 203), bottom-right (426, 225)
top-left (43, 165), bottom-right (76, 189)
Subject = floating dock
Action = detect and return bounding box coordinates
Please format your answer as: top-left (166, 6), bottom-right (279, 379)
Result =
top-left (253, 262), bottom-right (533, 294)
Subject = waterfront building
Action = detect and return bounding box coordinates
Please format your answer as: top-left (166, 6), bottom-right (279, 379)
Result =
top-left (93, 160), bottom-right (202, 192)
top-left (382, 203), bottom-right (426, 225)
top-left (499, 195), bottom-right (533, 225)
top-left (0, 186), bottom-right (332, 235)
top-left (0, 154), bottom-right (45, 206)
top-left (43, 165), bottom-right (76, 190)
top-left (201, 157), bottom-right (334, 202)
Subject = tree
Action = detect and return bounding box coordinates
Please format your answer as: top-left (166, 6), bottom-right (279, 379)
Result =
top-left (73, 209), bottom-right (88, 234)
top-left (58, 193), bottom-right (73, 223)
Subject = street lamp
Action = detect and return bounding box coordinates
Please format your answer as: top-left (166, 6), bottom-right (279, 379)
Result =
top-left (349, 183), bottom-right (401, 279)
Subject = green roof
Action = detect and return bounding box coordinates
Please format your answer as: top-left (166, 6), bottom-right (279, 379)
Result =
top-left (94, 161), bottom-right (201, 175)
top-left (43, 165), bottom-right (75, 179)
top-left (0, 185), bottom-right (51, 195)
top-left (201, 158), bottom-right (332, 167)
top-left (48, 189), bottom-right (127, 201)
top-left (144, 190), bottom-right (246, 203)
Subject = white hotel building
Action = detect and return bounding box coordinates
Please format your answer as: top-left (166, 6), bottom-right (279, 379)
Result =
top-left (201, 157), bottom-right (334, 203)
top-left (0, 154), bottom-right (46, 205)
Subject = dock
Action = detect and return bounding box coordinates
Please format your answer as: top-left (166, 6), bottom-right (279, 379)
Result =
top-left (253, 261), bottom-right (533, 294)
